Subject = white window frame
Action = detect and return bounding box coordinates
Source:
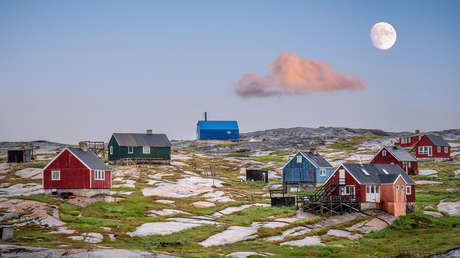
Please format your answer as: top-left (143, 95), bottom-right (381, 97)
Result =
top-left (406, 185), bottom-right (411, 195)
top-left (51, 170), bottom-right (60, 180)
top-left (128, 146), bottom-right (134, 154)
top-left (109, 146), bottom-right (113, 155)
top-left (341, 185), bottom-right (355, 196)
top-left (444, 147), bottom-right (448, 153)
top-left (95, 170), bottom-right (105, 180)
top-left (143, 146), bottom-right (150, 154)
top-left (418, 146), bottom-right (432, 155)
top-left (320, 168), bottom-right (326, 176)
top-left (296, 155), bottom-right (302, 164)
top-left (382, 150), bottom-right (386, 157)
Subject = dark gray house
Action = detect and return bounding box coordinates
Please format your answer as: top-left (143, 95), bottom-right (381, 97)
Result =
top-left (108, 130), bottom-right (171, 164)
top-left (8, 148), bottom-right (33, 163)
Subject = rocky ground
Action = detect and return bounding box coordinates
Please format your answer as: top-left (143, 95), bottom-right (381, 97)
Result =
top-left (0, 127), bottom-right (459, 257)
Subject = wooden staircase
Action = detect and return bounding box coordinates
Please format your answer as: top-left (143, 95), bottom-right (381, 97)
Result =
top-left (302, 184), bottom-right (361, 216)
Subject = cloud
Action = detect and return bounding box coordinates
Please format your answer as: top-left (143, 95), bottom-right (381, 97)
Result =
top-left (234, 53), bottom-right (366, 98)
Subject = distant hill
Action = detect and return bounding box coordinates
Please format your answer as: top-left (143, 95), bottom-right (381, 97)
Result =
top-left (0, 140), bottom-right (69, 154)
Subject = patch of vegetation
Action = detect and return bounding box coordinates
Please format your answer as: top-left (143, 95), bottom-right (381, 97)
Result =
top-left (59, 203), bottom-right (80, 216)
top-left (218, 206), bottom-right (296, 226)
top-left (252, 155), bottom-right (286, 163)
top-left (226, 152), bottom-right (249, 158)
top-left (329, 136), bottom-right (378, 151)
top-left (17, 194), bottom-right (60, 205)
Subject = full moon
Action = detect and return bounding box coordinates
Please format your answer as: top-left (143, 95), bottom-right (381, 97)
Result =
top-left (370, 22), bottom-right (397, 50)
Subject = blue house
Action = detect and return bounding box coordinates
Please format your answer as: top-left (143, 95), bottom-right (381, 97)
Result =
top-left (282, 151), bottom-right (334, 191)
top-left (197, 120), bottom-right (239, 140)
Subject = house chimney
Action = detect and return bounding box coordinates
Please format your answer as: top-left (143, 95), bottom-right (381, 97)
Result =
top-left (415, 129), bottom-right (420, 134)
top-left (79, 141), bottom-right (88, 152)
top-left (146, 129), bottom-right (152, 134)
top-left (204, 112), bottom-right (207, 122)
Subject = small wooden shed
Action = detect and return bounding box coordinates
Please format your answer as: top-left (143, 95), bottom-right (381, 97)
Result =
top-left (246, 168), bottom-right (268, 183)
top-left (7, 148), bottom-right (32, 163)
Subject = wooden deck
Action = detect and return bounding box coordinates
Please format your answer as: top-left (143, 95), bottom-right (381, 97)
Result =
top-left (301, 184), bottom-right (362, 216)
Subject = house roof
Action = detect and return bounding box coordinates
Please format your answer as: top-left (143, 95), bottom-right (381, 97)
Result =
top-left (300, 151), bottom-right (333, 168)
top-left (384, 146), bottom-right (417, 162)
top-left (68, 147), bottom-right (110, 170)
top-left (342, 163), bottom-right (415, 185)
top-left (425, 135), bottom-right (450, 147)
top-left (112, 133), bottom-right (171, 147)
top-left (197, 121), bottom-right (239, 130)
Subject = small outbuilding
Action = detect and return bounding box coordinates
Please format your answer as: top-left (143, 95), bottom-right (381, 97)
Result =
top-left (246, 168), bottom-right (268, 183)
top-left (43, 143), bottom-right (111, 197)
top-left (282, 151), bottom-right (334, 191)
top-left (370, 146), bottom-right (418, 175)
top-left (196, 112), bottom-right (239, 140)
top-left (413, 135), bottom-right (450, 160)
top-left (108, 130), bottom-right (171, 164)
top-left (324, 163), bottom-right (415, 217)
top-left (7, 148), bottom-right (32, 163)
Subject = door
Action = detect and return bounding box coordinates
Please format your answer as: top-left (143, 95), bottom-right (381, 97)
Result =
top-left (339, 169), bottom-right (345, 185)
top-left (366, 185), bottom-right (380, 202)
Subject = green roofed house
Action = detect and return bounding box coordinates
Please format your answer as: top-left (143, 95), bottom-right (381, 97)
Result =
top-left (108, 130), bottom-right (171, 164)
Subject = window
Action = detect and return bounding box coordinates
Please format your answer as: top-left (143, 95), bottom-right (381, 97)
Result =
top-left (296, 155), bottom-right (302, 164)
top-left (401, 138), bottom-right (405, 144)
top-left (227, 130), bottom-right (231, 135)
top-left (361, 168), bottom-right (370, 175)
top-left (437, 146), bottom-right (441, 153)
top-left (109, 146), bottom-right (113, 155)
top-left (320, 168), bottom-right (326, 176)
top-left (128, 146), bottom-right (134, 154)
top-left (408, 162), bottom-right (411, 168)
top-left (382, 169), bottom-right (389, 175)
top-left (445, 147), bottom-right (448, 153)
top-left (143, 146), bottom-right (150, 154)
top-left (406, 185), bottom-right (411, 195)
top-left (408, 137), bottom-right (411, 143)
top-left (341, 185), bottom-right (355, 196)
top-left (52, 170), bottom-right (60, 180)
top-left (401, 185), bottom-right (404, 190)
top-left (95, 170), bottom-right (105, 180)
top-left (396, 185), bottom-right (399, 190)
top-left (419, 146), bottom-right (432, 155)
top-left (382, 150), bottom-right (387, 157)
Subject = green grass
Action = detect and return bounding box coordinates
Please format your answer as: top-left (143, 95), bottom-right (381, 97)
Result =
top-left (329, 136), bottom-right (378, 151)
top-left (218, 206), bottom-right (296, 226)
top-left (16, 194), bottom-right (60, 205)
top-left (252, 155), bottom-right (286, 163)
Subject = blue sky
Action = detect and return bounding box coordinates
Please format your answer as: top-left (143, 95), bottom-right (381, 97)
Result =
top-left (0, 0), bottom-right (459, 143)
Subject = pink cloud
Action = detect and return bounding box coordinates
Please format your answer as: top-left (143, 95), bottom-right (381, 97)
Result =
top-left (234, 53), bottom-right (367, 98)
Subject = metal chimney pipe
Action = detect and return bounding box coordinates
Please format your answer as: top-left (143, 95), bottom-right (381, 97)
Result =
top-left (204, 112), bottom-right (207, 122)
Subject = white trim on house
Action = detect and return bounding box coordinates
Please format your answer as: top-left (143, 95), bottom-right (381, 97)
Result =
top-left (95, 170), bottom-right (105, 180)
top-left (406, 185), bottom-right (411, 195)
top-left (143, 146), bottom-right (150, 154)
top-left (43, 148), bottom-right (68, 170)
top-left (282, 151), bottom-right (333, 170)
top-left (109, 146), bottom-right (113, 155)
top-left (128, 146), bottom-right (134, 154)
top-left (51, 170), bottom-right (60, 180)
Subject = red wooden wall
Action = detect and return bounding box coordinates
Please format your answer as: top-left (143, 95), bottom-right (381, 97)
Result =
top-left (415, 136), bottom-right (450, 159)
top-left (370, 148), bottom-right (419, 175)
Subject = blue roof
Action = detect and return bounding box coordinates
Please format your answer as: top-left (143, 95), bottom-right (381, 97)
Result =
top-left (197, 120), bottom-right (239, 130)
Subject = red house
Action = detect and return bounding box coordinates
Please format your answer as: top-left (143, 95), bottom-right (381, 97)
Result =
top-left (43, 144), bottom-right (111, 197)
top-left (413, 135), bottom-right (450, 160)
top-left (399, 135), bottom-right (422, 148)
top-left (370, 146), bottom-right (418, 175)
top-left (324, 163), bottom-right (415, 217)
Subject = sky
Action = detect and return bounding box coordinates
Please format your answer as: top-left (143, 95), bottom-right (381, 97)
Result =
top-left (0, 0), bottom-right (459, 144)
